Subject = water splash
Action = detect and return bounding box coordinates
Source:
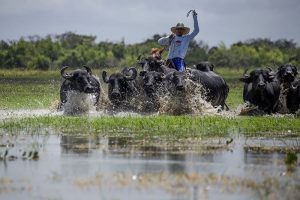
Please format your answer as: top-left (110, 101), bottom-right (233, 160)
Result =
top-left (159, 79), bottom-right (220, 115)
top-left (62, 91), bottom-right (97, 115)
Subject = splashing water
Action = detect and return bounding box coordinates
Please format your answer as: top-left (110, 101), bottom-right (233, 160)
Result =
top-left (159, 79), bottom-right (220, 115)
top-left (63, 91), bottom-right (97, 115)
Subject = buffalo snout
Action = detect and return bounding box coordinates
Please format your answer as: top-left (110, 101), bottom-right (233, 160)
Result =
top-left (111, 91), bottom-right (121, 99)
top-left (84, 85), bottom-right (94, 93)
top-left (176, 85), bottom-right (184, 91)
top-left (284, 71), bottom-right (295, 81)
top-left (258, 82), bottom-right (265, 88)
top-left (145, 85), bottom-right (153, 91)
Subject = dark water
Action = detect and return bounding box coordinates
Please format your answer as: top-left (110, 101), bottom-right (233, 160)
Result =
top-left (1, 131), bottom-right (300, 200)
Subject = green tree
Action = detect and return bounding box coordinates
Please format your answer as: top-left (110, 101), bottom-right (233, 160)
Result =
top-left (29, 54), bottom-right (51, 70)
top-left (185, 40), bottom-right (209, 66)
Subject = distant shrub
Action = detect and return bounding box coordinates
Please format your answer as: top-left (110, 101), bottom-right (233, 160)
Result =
top-left (31, 55), bottom-right (51, 70)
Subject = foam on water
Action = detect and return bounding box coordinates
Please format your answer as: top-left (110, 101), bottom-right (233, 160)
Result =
top-left (0, 109), bottom-right (59, 120)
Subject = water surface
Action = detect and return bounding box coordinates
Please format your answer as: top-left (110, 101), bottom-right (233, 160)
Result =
top-left (1, 131), bottom-right (299, 200)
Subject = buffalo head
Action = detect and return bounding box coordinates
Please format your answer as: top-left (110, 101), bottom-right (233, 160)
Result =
top-left (102, 67), bottom-right (137, 104)
top-left (140, 70), bottom-right (164, 94)
top-left (240, 69), bottom-right (275, 90)
top-left (195, 62), bottom-right (214, 72)
top-left (277, 64), bottom-right (298, 83)
top-left (165, 71), bottom-right (186, 91)
top-left (138, 57), bottom-right (164, 72)
top-left (60, 66), bottom-right (95, 93)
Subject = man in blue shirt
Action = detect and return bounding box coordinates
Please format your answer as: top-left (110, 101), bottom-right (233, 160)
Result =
top-left (158, 10), bottom-right (199, 71)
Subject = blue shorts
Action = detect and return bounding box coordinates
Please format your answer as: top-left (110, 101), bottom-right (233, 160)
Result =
top-left (171, 57), bottom-right (185, 72)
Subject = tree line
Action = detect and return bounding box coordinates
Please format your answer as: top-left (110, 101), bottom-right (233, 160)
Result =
top-left (0, 31), bottom-right (299, 70)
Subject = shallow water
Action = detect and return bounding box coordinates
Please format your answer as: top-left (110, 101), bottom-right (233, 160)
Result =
top-left (0, 131), bottom-right (299, 200)
top-left (0, 109), bottom-right (147, 120)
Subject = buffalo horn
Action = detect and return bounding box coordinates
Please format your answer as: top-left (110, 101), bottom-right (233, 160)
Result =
top-left (266, 66), bottom-right (277, 77)
top-left (243, 68), bottom-right (250, 78)
top-left (102, 71), bottom-right (109, 83)
top-left (125, 68), bottom-right (137, 80)
top-left (60, 66), bottom-right (72, 79)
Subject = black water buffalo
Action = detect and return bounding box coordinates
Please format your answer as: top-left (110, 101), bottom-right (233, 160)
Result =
top-left (189, 62), bottom-right (229, 109)
top-left (139, 70), bottom-right (165, 95)
top-left (285, 80), bottom-right (300, 113)
top-left (102, 67), bottom-right (138, 108)
top-left (163, 70), bottom-right (186, 93)
top-left (138, 56), bottom-right (164, 72)
top-left (138, 70), bottom-right (166, 112)
top-left (59, 66), bottom-right (100, 112)
top-left (274, 63), bottom-right (299, 113)
top-left (240, 69), bottom-right (280, 113)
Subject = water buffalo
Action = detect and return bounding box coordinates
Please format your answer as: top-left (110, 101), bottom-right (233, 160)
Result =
top-left (189, 62), bottom-right (229, 109)
top-left (59, 66), bottom-right (101, 114)
top-left (139, 70), bottom-right (165, 95)
top-left (285, 80), bottom-right (300, 113)
top-left (138, 70), bottom-right (166, 112)
top-left (102, 67), bottom-right (138, 109)
top-left (274, 63), bottom-right (299, 113)
top-left (277, 64), bottom-right (299, 113)
top-left (163, 70), bottom-right (186, 93)
top-left (240, 68), bottom-right (280, 114)
top-left (138, 56), bottom-right (164, 72)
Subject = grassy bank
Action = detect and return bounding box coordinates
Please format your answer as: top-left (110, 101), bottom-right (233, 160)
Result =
top-left (1, 115), bottom-right (299, 138)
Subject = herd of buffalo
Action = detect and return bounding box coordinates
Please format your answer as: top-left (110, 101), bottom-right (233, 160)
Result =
top-left (58, 56), bottom-right (300, 115)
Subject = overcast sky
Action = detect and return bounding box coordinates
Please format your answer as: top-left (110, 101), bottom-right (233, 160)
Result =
top-left (0, 0), bottom-right (300, 47)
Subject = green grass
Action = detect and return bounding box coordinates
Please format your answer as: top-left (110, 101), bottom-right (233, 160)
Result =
top-left (0, 69), bottom-right (60, 80)
top-left (0, 82), bottom-right (60, 109)
top-left (0, 115), bottom-right (299, 138)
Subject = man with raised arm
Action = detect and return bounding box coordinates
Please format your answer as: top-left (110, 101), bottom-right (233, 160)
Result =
top-left (158, 10), bottom-right (199, 72)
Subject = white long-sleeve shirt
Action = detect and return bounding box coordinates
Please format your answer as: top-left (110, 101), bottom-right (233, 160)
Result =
top-left (158, 15), bottom-right (199, 59)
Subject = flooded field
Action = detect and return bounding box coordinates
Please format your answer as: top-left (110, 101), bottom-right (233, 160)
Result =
top-left (1, 130), bottom-right (300, 200)
top-left (1, 71), bottom-right (299, 200)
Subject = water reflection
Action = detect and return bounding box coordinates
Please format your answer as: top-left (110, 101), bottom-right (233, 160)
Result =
top-left (167, 154), bottom-right (186, 173)
top-left (60, 135), bottom-right (96, 154)
top-left (1, 133), bottom-right (300, 200)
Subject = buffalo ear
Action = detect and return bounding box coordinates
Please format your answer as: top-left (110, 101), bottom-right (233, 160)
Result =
top-left (239, 75), bottom-right (251, 83)
top-left (102, 71), bottom-right (109, 83)
top-left (239, 77), bottom-right (246, 82)
top-left (293, 66), bottom-right (298, 75)
top-left (268, 75), bottom-right (275, 81)
top-left (83, 66), bottom-right (92, 75)
top-left (139, 71), bottom-right (147, 77)
top-left (210, 63), bottom-right (215, 71)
